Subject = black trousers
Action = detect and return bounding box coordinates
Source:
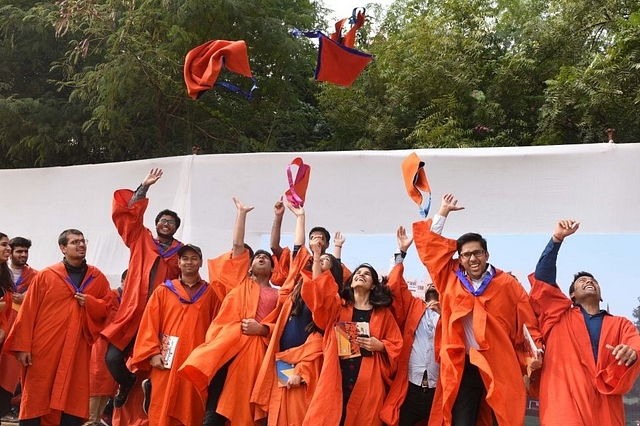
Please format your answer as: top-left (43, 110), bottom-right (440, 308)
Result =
top-left (451, 357), bottom-right (498, 426)
top-left (19, 413), bottom-right (82, 426)
top-left (0, 387), bottom-right (13, 417)
top-left (105, 338), bottom-right (137, 387)
top-left (399, 382), bottom-right (436, 426)
top-left (202, 358), bottom-right (233, 426)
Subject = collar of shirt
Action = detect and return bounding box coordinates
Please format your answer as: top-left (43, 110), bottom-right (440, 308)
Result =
top-left (464, 264), bottom-right (495, 288)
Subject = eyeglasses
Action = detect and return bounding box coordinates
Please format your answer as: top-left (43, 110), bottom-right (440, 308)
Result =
top-left (459, 250), bottom-right (486, 260)
top-left (158, 219), bottom-right (176, 225)
top-left (67, 239), bottom-right (88, 246)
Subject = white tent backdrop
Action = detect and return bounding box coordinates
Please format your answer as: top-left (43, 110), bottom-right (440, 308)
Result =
top-left (2, 143), bottom-right (639, 286)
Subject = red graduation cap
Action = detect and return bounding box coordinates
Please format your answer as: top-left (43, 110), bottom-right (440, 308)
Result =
top-left (184, 40), bottom-right (257, 100)
top-left (285, 157), bottom-right (311, 208)
top-left (402, 153), bottom-right (432, 218)
top-left (294, 9), bottom-right (372, 87)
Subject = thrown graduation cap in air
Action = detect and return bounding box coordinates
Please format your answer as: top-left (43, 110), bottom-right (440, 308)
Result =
top-left (184, 40), bottom-right (258, 100)
top-left (402, 153), bottom-right (432, 218)
top-left (284, 157), bottom-right (311, 208)
top-left (293, 8), bottom-right (373, 87)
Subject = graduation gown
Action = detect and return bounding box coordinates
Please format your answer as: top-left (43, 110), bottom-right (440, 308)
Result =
top-left (3, 262), bottom-right (112, 422)
top-left (413, 219), bottom-right (542, 426)
top-left (251, 246), bottom-right (323, 426)
top-left (131, 278), bottom-right (220, 426)
top-left (179, 250), bottom-right (277, 425)
top-left (528, 274), bottom-right (640, 426)
top-left (300, 270), bottom-right (403, 426)
top-left (102, 189), bottom-right (182, 350)
top-left (89, 288), bottom-right (122, 397)
top-left (270, 246), bottom-right (352, 286)
top-left (380, 262), bottom-right (443, 426)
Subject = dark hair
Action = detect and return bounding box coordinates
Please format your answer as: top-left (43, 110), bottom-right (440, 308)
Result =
top-left (155, 209), bottom-right (181, 229)
top-left (9, 237), bottom-right (32, 251)
top-left (0, 233), bottom-right (13, 294)
top-left (121, 269), bottom-right (128, 281)
top-left (251, 249), bottom-right (275, 268)
top-left (456, 232), bottom-right (488, 253)
top-left (58, 229), bottom-right (83, 246)
top-left (341, 263), bottom-right (393, 308)
top-left (309, 227), bottom-right (330, 243)
top-left (244, 243), bottom-right (254, 259)
top-left (568, 271), bottom-right (596, 296)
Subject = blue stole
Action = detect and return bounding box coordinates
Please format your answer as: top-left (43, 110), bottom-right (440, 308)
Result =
top-left (164, 279), bottom-right (208, 304)
top-left (454, 267), bottom-right (495, 297)
top-left (65, 275), bottom-right (95, 294)
top-left (153, 238), bottom-right (183, 259)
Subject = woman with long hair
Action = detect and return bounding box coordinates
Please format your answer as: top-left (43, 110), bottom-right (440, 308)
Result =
top-left (252, 202), bottom-right (344, 425)
top-left (0, 232), bottom-right (14, 345)
top-left (301, 236), bottom-right (403, 426)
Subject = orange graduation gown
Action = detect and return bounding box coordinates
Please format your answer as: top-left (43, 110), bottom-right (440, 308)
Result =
top-left (413, 219), bottom-right (542, 426)
top-left (270, 246), bottom-right (352, 286)
top-left (528, 274), bottom-right (640, 426)
top-left (102, 189), bottom-right (182, 350)
top-left (251, 247), bottom-right (323, 426)
top-left (3, 262), bottom-right (112, 422)
top-left (380, 262), bottom-right (443, 426)
top-left (89, 288), bottom-right (122, 397)
top-left (131, 279), bottom-right (221, 426)
top-left (300, 270), bottom-right (403, 426)
top-left (179, 251), bottom-right (277, 425)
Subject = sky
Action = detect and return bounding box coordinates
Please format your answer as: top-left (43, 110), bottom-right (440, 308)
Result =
top-left (322, 0), bottom-right (394, 23)
top-left (262, 232), bottom-right (640, 320)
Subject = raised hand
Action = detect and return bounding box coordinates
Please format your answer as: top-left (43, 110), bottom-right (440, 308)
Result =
top-left (286, 200), bottom-right (305, 217)
top-left (309, 235), bottom-right (323, 256)
top-left (233, 197), bottom-right (254, 214)
top-left (553, 220), bottom-right (579, 242)
top-left (334, 231), bottom-right (346, 248)
top-left (438, 193), bottom-right (465, 216)
top-left (274, 197), bottom-right (285, 217)
top-left (396, 226), bottom-right (413, 252)
top-left (142, 168), bottom-right (163, 186)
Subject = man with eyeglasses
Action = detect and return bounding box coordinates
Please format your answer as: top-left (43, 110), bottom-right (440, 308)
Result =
top-left (4, 229), bottom-right (113, 425)
top-left (528, 220), bottom-right (640, 425)
top-left (102, 168), bottom-right (183, 411)
top-left (412, 194), bottom-right (543, 426)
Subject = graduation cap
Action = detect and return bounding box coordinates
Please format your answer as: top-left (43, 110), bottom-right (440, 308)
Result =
top-left (402, 153), bottom-right (432, 218)
top-left (184, 39), bottom-right (258, 100)
top-left (293, 8), bottom-right (373, 87)
top-left (285, 157), bottom-right (311, 208)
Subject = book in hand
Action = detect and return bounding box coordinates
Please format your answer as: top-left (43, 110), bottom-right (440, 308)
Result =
top-left (335, 321), bottom-right (370, 359)
top-left (160, 334), bottom-right (179, 369)
top-left (276, 359), bottom-right (296, 387)
top-left (523, 324), bottom-right (542, 376)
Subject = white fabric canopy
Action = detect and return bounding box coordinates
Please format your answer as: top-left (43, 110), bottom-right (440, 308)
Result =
top-left (3, 143), bottom-right (638, 286)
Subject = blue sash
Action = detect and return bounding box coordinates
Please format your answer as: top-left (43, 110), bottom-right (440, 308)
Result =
top-left (65, 275), bottom-right (95, 294)
top-left (165, 279), bottom-right (208, 304)
top-left (454, 268), bottom-right (494, 297)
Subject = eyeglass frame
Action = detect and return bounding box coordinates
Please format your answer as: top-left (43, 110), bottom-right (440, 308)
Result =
top-left (459, 249), bottom-right (486, 260)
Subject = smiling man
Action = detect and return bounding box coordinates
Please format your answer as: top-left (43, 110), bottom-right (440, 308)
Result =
top-left (102, 168), bottom-right (183, 410)
top-left (528, 220), bottom-right (640, 426)
top-left (412, 194), bottom-right (543, 426)
top-left (4, 229), bottom-right (112, 425)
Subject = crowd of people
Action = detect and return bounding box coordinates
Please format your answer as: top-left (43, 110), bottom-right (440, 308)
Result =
top-left (0, 167), bottom-right (639, 426)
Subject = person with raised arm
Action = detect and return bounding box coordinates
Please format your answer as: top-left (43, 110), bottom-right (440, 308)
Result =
top-left (179, 198), bottom-right (279, 426)
top-left (528, 220), bottom-right (640, 426)
top-left (102, 168), bottom-right (183, 409)
top-left (412, 194), bottom-right (543, 425)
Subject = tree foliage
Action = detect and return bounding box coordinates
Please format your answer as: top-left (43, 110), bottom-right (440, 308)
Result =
top-left (1, 0), bottom-right (640, 167)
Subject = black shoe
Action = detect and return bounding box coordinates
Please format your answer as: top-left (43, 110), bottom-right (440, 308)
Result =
top-left (113, 376), bottom-right (136, 409)
top-left (141, 378), bottom-right (151, 415)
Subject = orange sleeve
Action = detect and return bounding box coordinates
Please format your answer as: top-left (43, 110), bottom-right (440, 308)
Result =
top-left (4, 271), bottom-right (46, 354)
top-left (112, 189), bottom-right (149, 248)
top-left (82, 270), bottom-right (114, 345)
top-left (528, 273), bottom-right (573, 338)
top-left (300, 270), bottom-right (341, 331)
top-left (0, 292), bottom-right (12, 335)
top-left (130, 290), bottom-right (164, 372)
top-left (595, 319), bottom-right (640, 395)
top-left (378, 308), bottom-right (404, 386)
top-left (387, 262), bottom-right (412, 329)
top-left (412, 219), bottom-right (459, 295)
top-left (208, 249), bottom-right (251, 301)
top-left (270, 247), bottom-right (292, 287)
